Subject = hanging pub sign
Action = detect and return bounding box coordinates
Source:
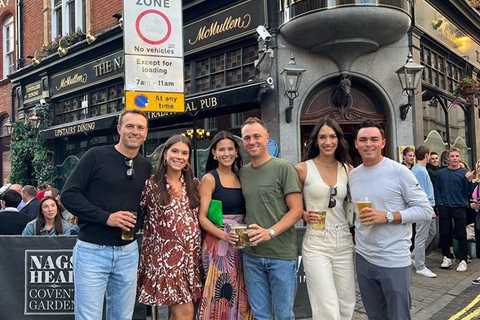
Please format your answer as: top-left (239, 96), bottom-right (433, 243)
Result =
top-left (184, 0), bottom-right (267, 55)
top-left (123, 0), bottom-right (185, 112)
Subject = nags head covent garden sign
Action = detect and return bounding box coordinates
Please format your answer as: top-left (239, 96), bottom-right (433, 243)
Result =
top-left (183, 0), bottom-right (267, 55)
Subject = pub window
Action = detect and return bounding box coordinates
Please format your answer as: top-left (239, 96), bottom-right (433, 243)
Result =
top-left (421, 44), bottom-right (461, 94)
top-left (186, 43), bottom-right (258, 94)
top-left (53, 83), bottom-right (123, 125)
top-left (51, 0), bottom-right (85, 39)
top-left (2, 16), bottom-right (14, 78)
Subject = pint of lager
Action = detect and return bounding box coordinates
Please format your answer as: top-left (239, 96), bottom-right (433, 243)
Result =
top-left (231, 224), bottom-right (250, 248)
top-left (121, 211), bottom-right (137, 241)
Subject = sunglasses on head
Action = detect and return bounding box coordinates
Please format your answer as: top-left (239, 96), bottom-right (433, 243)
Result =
top-left (328, 187), bottom-right (337, 208)
top-left (125, 159), bottom-right (134, 179)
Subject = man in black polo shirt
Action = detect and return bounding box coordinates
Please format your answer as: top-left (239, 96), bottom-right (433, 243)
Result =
top-left (61, 110), bottom-right (151, 320)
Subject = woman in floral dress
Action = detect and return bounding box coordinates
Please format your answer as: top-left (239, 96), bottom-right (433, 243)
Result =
top-left (198, 131), bottom-right (252, 320)
top-left (137, 134), bottom-right (202, 320)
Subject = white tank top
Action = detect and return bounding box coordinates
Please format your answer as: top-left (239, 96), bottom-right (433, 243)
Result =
top-left (303, 160), bottom-right (348, 227)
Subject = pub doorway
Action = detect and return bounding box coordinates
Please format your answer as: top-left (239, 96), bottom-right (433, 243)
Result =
top-left (300, 76), bottom-right (388, 167)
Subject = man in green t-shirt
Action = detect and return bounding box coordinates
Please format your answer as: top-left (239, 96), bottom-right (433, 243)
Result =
top-left (239, 117), bottom-right (303, 320)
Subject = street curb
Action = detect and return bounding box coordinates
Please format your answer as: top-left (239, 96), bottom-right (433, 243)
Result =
top-left (413, 271), bottom-right (480, 320)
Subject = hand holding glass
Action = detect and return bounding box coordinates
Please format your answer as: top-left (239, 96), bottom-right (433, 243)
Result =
top-left (121, 211), bottom-right (137, 240)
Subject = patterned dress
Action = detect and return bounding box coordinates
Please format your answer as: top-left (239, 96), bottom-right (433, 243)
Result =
top-left (137, 176), bottom-right (202, 305)
top-left (198, 170), bottom-right (253, 320)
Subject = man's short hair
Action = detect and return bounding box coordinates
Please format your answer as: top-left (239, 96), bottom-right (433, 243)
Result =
top-left (118, 110), bottom-right (148, 127)
top-left (449, 147), bottom-right (461, 154)
top-left (430, 151), bottom-right (438, 156)
top-left (355, 120), bottom-right (385, 139)
top-left (2, 190), bottom-right (21, 208)
top-left (241, 117), bottom-right (268, 131)
top-left (402, 146), bottom-right (415, 157)
top-left (22, 185), bottom-right (37, 198)
top-left (415, 145), bottom-right (430, 161)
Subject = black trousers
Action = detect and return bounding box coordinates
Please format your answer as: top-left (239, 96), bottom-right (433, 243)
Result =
top-left (438, 206), bottom-right (468, 261)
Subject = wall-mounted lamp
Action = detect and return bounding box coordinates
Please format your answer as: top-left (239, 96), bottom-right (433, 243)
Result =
top-left (86, 32), bottom-right (96, 44)
top-left (395, 52), bottom-right (424, 120)
top-left (4, 118), bottom-right (12, 136)
top-left (281, 55), bottom-right (305, 123)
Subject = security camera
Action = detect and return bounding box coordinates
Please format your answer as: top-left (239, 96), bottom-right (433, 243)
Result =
top-left (256, 25), bottom-right (272, 42)
top-left (39, 98), bottom-right (47, 106)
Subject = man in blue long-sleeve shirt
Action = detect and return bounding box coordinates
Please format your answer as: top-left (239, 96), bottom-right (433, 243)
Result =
top-left (436, 148), bottom-right (471, 272)
top-left (411, 145), bottom-right (437, 278)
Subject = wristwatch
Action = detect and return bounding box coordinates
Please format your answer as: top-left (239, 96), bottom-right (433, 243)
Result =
top-left (386, 211), bottom-right (394, 224)
top-left (268, 228), bottom-right (276, 238)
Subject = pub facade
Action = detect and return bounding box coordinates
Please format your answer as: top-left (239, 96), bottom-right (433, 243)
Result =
top-left (8, 0), bottom-right (480, 186)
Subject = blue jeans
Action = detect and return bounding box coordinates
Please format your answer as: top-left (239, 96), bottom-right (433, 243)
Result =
top-left (73, 240), bottom-right (139, 320)
top-left (243, 253), bottom-right (297, 320)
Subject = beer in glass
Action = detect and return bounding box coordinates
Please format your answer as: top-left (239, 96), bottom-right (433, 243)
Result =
top-left (121, 211), bottom-right (137, 241)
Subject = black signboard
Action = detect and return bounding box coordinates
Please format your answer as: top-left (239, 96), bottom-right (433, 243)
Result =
top-left (25, 249), bottom-right (74, 315)
top-left (50, 51), bottom-right (124, 97)
top-left (147, 81), bottom-right (264, 121)
top-left (184, 0), bottom-right (267, 55)
top-left (0, 236), bottom-right (76, 319)
top-left (23, 81), bottom-right (42, 104)
top-left (40, 82), bottom-right (265, 139)
top-left (0, 231), bottom-right (312, 319)
top-left (40, 113), bottom-right (118, 139)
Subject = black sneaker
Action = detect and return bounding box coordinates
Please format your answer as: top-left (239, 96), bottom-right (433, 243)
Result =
top-left (472, 277), bottom-right (480, 285)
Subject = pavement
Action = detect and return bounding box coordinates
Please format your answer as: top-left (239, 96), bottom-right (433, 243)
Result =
top-left (353, 250), bottom-right (480, 320)
top-left (147, 250), bottom-right (480, 320)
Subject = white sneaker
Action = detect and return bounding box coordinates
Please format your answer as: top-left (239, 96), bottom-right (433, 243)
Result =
top-left (416, 267), bottom-right (437, 278)
top-left (456, 260), bottom-right (467, 272)
top-left (440, 256), bottom-right (453, 269)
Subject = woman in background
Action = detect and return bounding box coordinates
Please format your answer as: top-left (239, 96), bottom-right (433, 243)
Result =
top-left (22, 196), bottom-right (78, 235)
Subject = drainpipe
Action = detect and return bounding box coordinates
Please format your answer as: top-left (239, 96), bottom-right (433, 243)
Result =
top-left (16, 0), bottom-right (24, 68)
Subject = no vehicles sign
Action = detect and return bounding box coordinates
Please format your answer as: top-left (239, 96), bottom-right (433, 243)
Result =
top-left (124, 0), bottom-right (184, 112)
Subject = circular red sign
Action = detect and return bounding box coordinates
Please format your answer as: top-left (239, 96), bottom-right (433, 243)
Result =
top-left (135, 9), bottom-right (172, 45)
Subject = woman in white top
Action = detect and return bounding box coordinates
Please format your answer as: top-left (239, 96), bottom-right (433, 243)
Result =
top-left (295, 117), bottom-right (355, 320)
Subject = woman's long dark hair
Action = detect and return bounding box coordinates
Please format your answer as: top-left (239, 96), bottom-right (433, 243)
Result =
top-left (305, 117), bottom-right (351, 164)
top-left (205, 131), bottom-right (243, 174)
top-left (153, 134), bottom-right (200, 208)
top-left (35, 196), bottom-right (63, 235)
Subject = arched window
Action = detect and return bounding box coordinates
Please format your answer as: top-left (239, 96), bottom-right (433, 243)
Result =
top-left (2, 16), bottom-right (14, 78)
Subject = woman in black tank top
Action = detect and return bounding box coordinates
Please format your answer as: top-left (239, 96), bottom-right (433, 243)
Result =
top-left (198, 131), bottom-right (253, 319)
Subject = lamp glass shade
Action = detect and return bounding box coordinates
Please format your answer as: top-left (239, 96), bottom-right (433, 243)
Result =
top-left (281, 57), bottom-right (305, 95)
top-left (4, 120), bottom-right (12, 135)
top-left (396, 58), bottom-right (424, 92)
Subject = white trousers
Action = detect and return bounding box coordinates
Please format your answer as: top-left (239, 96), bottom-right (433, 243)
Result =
top-left (302, 225), bottom-right (356, 320)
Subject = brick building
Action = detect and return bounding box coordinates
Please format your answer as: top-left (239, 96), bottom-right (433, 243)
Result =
top-left (6, 0), bottom-right (480, 188)
top-left (0, 0), bottom-right (16, 183)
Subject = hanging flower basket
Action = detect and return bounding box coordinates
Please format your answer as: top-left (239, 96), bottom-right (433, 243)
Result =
top-left (469, 0), bottom-right (480, 9)
top-left (455, 77), bottom-right (480, 97)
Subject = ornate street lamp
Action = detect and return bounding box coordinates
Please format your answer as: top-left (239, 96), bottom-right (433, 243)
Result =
top-left (395, 52), bottom-right (424, 120)
top-left (4, 119), bottom-right (12, 136)
top-left (281, 55), bottom-right (305, 123)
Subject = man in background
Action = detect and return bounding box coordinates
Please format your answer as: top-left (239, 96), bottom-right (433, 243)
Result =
top-left (411, 145), bottom-right (437, 278)
top-left (19, 185), bottom-right (39, 221)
